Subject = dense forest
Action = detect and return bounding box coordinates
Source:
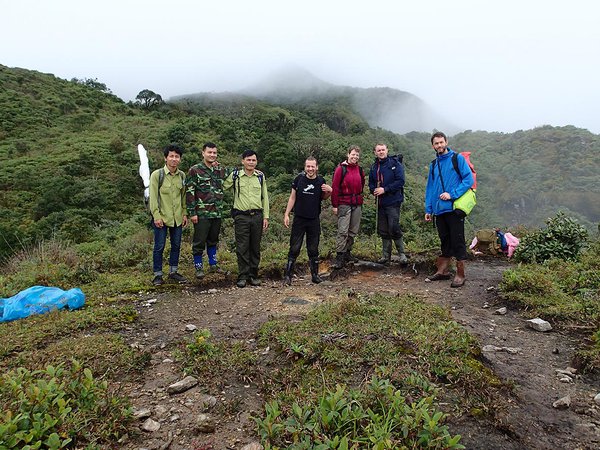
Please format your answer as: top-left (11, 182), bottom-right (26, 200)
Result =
top-left (0, 64), bottom-right (598, 262)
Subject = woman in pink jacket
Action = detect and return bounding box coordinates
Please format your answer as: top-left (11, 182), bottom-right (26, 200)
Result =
top-left (331, 145), bottom-right (365, 269)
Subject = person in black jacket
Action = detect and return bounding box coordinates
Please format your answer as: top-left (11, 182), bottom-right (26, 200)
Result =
top-left (368, 143), bottom-right (407, 265)
top-left (283, 157), bottom-right (332, 284)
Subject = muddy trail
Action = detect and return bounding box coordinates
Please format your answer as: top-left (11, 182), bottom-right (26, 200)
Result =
top-left (122, 258), bottom-right (600, 450)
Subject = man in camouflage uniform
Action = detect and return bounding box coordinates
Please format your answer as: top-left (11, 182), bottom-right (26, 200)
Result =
top-left (186, 142), bottom-right (228, 278)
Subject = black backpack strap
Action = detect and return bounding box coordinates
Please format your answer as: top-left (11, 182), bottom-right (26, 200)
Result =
top-left (451, 153), bottom-right (460, 178)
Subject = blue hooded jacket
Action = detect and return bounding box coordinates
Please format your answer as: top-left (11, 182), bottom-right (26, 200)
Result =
top-left (425, 149), bottom-right (474, 216)
top-left (368, 155), bottom-right (405, 207)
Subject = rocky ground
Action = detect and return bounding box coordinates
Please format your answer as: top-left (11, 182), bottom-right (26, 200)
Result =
top-left (121, 257), bottom-right (600, 450)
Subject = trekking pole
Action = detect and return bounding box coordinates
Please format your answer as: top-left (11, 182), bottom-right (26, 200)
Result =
top-left (374, 180), bottom-right (380, 258)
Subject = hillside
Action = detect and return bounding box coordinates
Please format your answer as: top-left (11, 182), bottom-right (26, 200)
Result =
top-left (1, 64), bottom-right (598, 263)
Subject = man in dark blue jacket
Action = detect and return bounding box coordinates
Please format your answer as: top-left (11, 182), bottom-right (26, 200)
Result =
top-left (369, 143), bottom-right (407, 265)
top-left (424, 132), bottom-right (474, 287)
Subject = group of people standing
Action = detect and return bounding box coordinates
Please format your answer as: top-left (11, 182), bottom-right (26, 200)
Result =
top-left (149, 131), bottom-right (473, 289)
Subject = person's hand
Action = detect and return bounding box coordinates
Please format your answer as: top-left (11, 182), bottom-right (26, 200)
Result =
top-left (321, 184), bottom-right (332, 193)
top-left (263, 218), bottom-right (269, 230)
top-left (424, 213), bottom-right (432, 222)
top-left (284, 214), bottom-right (290, 228)
top-left (191, 215), bottom-right (199, 224)
top-left (154, 219), bottom-right (164, 228)
top-left (332, 207), bottom-right (338, 216)
top-left (182, 216), bottom-right (188, 227)
top-left (373, 187), bottom-right (385, 196)
top-left (439, 192), bottom-right (451, 201)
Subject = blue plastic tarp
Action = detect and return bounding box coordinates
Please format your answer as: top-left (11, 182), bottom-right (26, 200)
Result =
top-left (0, 286), bottom-right (85, 322)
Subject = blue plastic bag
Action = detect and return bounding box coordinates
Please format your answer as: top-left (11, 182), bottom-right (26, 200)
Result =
top-left (0, 286), bottom-right (85, 322)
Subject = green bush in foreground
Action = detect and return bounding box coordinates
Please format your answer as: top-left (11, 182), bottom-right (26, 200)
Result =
top-left (514, 212), bottom-right (588, 263)
top-left (0, 361), bottom-right (131, 449)
top-left (254, 376), bottom-right (464, 449)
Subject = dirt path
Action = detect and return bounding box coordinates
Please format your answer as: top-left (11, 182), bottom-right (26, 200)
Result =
top-left (122, 258), bottom-right (600, 450)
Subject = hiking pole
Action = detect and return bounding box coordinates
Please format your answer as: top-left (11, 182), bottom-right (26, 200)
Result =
top-left (374, 180), bottom-right (380, 258)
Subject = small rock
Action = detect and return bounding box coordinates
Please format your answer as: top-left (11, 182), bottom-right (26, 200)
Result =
top-left (162, 358), bottom-right (174, 363)
top-left (482, 345), bottom-right (502, 352)
top-left (196, 413), bottom-right (216, 433)
top-left (282, 297), bottom-right (310, 305)
top-left (167, 376), bottom-right (198, 395)
top-left (486, 286), bottom-right (496, 292)
top-left (141, 418), bottom-right (161, 432)
top-left (526, 318), bottom-right (552, 332)
top-left (482, 345), bottom-right (521, 354)
top-left (207, 288), bottom-right (218, 294)
top-left (482, 303), bottom-right (490, 309)
top-left (185, 324), bottom-right (197, 332)
top-left (198, 394), bottom-right (217, 412)
top-left (552, 348), bottom-right (560, 354)
top-left (133, 408), bottom-right (152, 420)
top-left (170, 414), bottom-right (180, 422)
top-left (594, 393), bottom-right (600, 405)
top-left (553, 395), bottom-right (571, 409)
top-left (147, 299), bottom-right (157, 304)
top-left (566, 367), bottom-right (577, 374)
top-left (494, 307), bottom-right (507, 315)
top-left (154, 405), bottom-right (168, 419)
top-left (559, 377), bottom-right (573, 383)
top-left (241, 443), bottom-right (264, 450)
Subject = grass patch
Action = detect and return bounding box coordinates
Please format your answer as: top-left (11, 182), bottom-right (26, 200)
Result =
top-left (500, 240), bottom-right (600, 370)
top-left (176, 329), bottom-right (257, 382)
top-left (0, 305), bottom-right (140, 373)
top-left (258, 293), bottom-right (502, 411)
top-left (176, 293), bottom-right (497, 447)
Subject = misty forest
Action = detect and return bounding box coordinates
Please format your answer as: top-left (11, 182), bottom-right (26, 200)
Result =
top-left (0, 64), bottom-right (599, 449)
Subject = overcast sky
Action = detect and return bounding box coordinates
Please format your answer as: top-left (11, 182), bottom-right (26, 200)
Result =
top-left (2, 0), bottom-right (599, 134)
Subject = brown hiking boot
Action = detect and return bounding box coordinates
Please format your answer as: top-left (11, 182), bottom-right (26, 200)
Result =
top-left (425, 257), bottom-right (452, 281)
top-left (451, 260), bottom-right (466, 287)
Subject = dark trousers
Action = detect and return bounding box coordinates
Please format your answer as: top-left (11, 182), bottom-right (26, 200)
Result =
top-left (234, 213), bottom-right (263, 280)
top-left (288, 216), bottom-right (320, 260)
top-left (377, 204), bottom-right (402, 239)
top-left (435, 211), bottom-right (468, 260)
top-left (192, 218), bottom-right (222, 256)
top-left (152, 224), bottom-right (183, 275)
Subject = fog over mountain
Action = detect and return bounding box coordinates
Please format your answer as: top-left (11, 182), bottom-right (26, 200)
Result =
top-left (176, 67), bottom-right (460, 135)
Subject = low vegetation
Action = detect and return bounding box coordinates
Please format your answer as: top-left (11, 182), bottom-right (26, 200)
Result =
top-left (175, 291), bottom-right (506, 447)
top-left (501, 217), bottom-right (599, 370)
top-left (0, 361), bottom-right (131, 449)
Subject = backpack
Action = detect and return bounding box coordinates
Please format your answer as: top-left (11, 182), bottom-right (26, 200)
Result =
top-left (475, 229), bottom-right (501, 255)
top-left (430, 151), bottom-right (476, 190)
top-left (338, 164), bottom-right (365, 190)
top-left (232, 168), bottom-right (264, 200)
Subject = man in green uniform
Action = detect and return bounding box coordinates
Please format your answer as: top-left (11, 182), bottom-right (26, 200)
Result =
top-left (223, 150), bottom-right (270, 288)
top-left (186, 142), bottom-right (228, 278)
top-left (149, 144), bottom-right (188, 285)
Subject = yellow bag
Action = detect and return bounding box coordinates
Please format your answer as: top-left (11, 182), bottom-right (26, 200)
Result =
top-left (453, 189), bottom-right (476, 215)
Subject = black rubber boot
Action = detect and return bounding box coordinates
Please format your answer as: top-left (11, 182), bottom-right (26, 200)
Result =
top-left (393, 237), bottom-right (408, 264)
top-left (331, 252), bottom-right (346, 270)
top-left (283, 259), bottom-right (295, 285)
top-left (309, 259), bottom-right (323, 284)
top-left (377, 239), bottom-right (392, 265)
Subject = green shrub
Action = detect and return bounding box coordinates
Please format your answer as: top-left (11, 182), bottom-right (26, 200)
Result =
top-left (254, 376), bottom-right (464, 449)
top-left (0, 361), bottom-right (131, 449)
top-left (514, 212), bottom-right (588, 263)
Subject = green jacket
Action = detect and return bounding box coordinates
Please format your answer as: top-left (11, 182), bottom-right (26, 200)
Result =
top-left (223, 169), bottom-right (270, 219)
top-left (149, 166), bottom-right (186, 227)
